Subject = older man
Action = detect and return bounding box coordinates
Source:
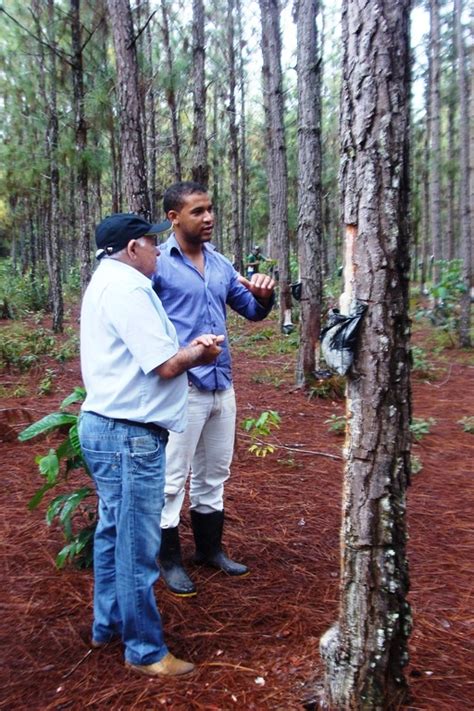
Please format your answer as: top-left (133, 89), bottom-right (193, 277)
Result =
top-left (79, 213), bottom-right (223, 677)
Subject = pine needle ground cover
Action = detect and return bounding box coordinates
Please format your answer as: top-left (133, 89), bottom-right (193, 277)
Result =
top-left (0, 313), bottom-right (473, 710)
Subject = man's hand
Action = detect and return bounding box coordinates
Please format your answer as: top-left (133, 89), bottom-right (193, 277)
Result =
top-left (156, 334), bottom-right (224, 378)
top-left (191, 334), bottom-right (224, 348)
top-left (191, 334), bottom-right (225, 365)
top-left (238, 273), bottom-right (275, 304)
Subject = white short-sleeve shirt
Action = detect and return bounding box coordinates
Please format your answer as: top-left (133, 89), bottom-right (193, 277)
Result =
top-left (80, 259), bottom-right (188, 432)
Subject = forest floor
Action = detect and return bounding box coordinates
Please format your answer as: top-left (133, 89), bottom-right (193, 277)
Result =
top-left (0, 308), bottom-right (473, 711)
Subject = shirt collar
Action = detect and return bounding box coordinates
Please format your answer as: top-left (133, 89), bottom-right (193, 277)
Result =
top-left (99, 256), bottom-right (152, 287)
top-left (167, 233), bottom-right (216, 256)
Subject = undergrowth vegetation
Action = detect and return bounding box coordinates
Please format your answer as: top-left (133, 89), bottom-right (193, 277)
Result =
top-left (3, 274), bottom-right (471, 570)
top-left (18, 387), bottom-right (95, 569)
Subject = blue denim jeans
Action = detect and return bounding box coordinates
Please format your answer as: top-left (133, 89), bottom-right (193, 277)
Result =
top-left (78, 411), bottom-right (169, 665)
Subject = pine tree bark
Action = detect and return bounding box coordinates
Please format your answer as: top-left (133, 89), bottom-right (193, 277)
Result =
top-left (259, 0), bottom-right (292, 330)
top-left (454, 0), bottom-right (472, 347)
top-left (236, 0), bottom-right (249, 257)
top-left (144, 3), bottom-right (158, 217)
top-left (429, 0), bottom-right (442, 282)
top-left (71, 0), bottom-right (91, 293)
top-left (46, 0), bottom-right (63, 333)
top-left (446, 92), bottom-right (456, 262)
top-left (227, 0), bottom-right (242, 274)
top-left (294, 0), bottom-right (323, 385)
top-left (107, 0), bottom-right (150, 218)
top-left (320, 2), bottom-right (412, 708)
top-left (161, 0), bottom-right (182, 182)
top-left (421, 79), bottom-right (431, 293)
top-left (191, 0), bottom-right (209, 187)
top-left (211, 82), bottom-right (223, 253)
top-left (470, 6), bottom-right (474, 280)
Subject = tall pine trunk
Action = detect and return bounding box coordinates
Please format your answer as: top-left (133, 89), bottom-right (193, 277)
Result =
top-left (236, 0), bottom-right (249, 257)
top-left (227, 0), bottom-right (241, 273)
top-left (107, 0), bottom-right (150, 218)
top-left (71, 0), bottom-right (91, 293)
top-left (294, 0), bottom-right (323, 385)
top-left (429, 0), bottom-right (442, 282)
top-left (320, 1), bottom-right (412, 708)
top-left (46, 0), bottom-right (63, 333)
top-left (191, 0), bottom-right (209, 187)
top-left (161, 0), bottom-right (182, 182)
top-left (259, 0), bottom-right (292, 331)
top-left (454, 0), bottom-right (472, 347)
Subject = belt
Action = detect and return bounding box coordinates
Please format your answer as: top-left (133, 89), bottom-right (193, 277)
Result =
top-left (87, 412), bottom-right (168, 437)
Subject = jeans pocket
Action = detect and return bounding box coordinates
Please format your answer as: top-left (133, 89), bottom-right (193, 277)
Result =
top-left (129, 435), bottom-right (166, 514)
top-left (81, 447), bottom-right (122, 503)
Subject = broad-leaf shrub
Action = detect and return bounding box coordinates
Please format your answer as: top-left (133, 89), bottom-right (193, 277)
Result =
top-left (18, 387), bottom-right (96, 568)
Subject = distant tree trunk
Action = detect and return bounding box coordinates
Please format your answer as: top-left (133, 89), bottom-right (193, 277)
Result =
top-left (109, 117), bottom-right (121, 214)
top-left (227, 0), bottom-right (241, 273)
top-left (421, 79), bottom-right (431, 292)
top-left (161, 0), bottom-right (182, 182)
top-left (107, 0), bottom-right (150, 218)
top-left (446, 92), bottom-right (456, 262)
top-left (144, 5), bottom-right (158, 217)
top-left (191, 0), bottom-right (209, 187)
top-left (454, 0), bottom-right (471, 347)
top-left (429, 0), bottom-right (442, 282)
top-left (211, 82), bottom-right (223, 253)
top-left (470, 6), bottom-right (474, 281)
top-left (259, 0), bottom-right (292, 331)
top-left (320, 1), bottom-right (412, 709)
top-left (71, 0), bottom-right (91, 293)
top-left (46, 0), bottom-right (63, 333)
top-left (294, 0), bottom-right (323, 386)
top-left (236, 0), bottom-right (249, 257)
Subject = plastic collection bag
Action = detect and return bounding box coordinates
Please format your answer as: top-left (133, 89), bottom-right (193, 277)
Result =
top-left (320, 300), bottom-right (367, 376)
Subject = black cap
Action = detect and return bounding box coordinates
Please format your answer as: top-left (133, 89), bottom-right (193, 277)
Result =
top-left (95, 213), bottom-right (172, 259)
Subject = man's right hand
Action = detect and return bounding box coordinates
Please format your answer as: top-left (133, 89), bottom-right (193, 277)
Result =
top-left (191, 334), bottom-right (225, 364)
top-left (156, 334), bottom-right (224, 378)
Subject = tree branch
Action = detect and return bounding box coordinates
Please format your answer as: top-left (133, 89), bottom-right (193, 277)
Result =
top-left (1, 6), bottom-right (73, 67)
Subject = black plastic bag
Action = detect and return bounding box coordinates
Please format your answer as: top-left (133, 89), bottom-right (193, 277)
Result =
top-left (320, 300), bottom-right (367, 376)
top-left (291, 282), bottom-right (302, 301)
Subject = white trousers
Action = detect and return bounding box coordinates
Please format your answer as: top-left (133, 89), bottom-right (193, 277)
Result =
top-left (160, 385), bottom-right (236, 529)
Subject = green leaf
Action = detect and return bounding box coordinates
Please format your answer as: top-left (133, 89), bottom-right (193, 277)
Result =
top-left (60, 387), bottom-right (86, 410)
top-left (59, 487), bottom-right (93, 525)
top-left (38, 449), bottom-right (60, 484)
top-left (56, 542), bottom-right (75, 569)
top-left (28, 482), bottom-right (55, 510)
top-left (55, 525), bottom-right (95, 569)
top-left (46, 487), bottom-right (92, 527)
top-left (242, 418), bottom-right (255, 432)
top-left (56, 436), bottom-right (77, 461)
top-left (256, 411), bottom-right (269, 428)
top-left (18, 412), bottom-right (77, 441)
top-left (68, 423), bottom-right (82, 457)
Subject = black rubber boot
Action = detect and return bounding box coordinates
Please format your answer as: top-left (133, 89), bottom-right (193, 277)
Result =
top-left (159, 527), bottom-right (197, 597)
top-left (190, 510), bottom-right (249, 577)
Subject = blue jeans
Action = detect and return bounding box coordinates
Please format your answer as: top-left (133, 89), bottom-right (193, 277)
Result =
top-left (78, 411), bottom-right (169, 665)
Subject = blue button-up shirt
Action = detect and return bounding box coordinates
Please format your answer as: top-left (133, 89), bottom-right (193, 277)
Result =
top-left (153, 234), bottom-right (273, 391)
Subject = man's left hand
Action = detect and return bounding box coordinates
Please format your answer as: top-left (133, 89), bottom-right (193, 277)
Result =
top-left (238, 273), bottom-right (275, 303)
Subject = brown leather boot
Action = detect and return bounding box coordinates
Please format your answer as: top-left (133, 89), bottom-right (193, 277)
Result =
top-left (126, 652), bottom-right (195, 677)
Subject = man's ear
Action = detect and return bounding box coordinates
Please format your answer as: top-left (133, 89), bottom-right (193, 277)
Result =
top-left (168, 209), bottom-right (179, 225)
top-left (125, 239), bottom-right (138, 260)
